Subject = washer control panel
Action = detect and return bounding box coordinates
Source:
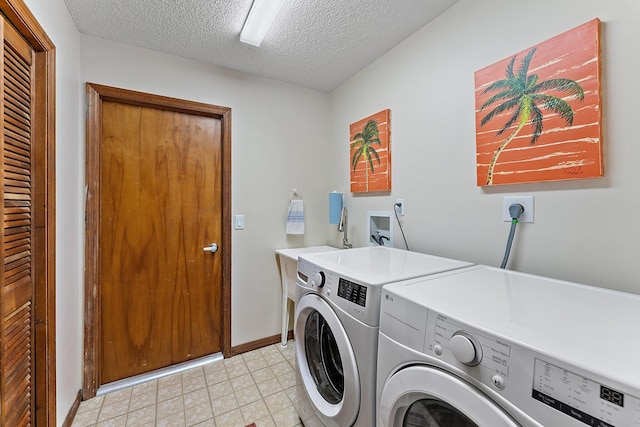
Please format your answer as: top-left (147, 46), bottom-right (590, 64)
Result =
top-left (311, 271), bottom-right (326, 288)
top-left (533, 358), bottom-right (640, 427)
top-left (296, 257), bottom-right (381, 327)
top-left (337, 277), bottom-right (367, 307)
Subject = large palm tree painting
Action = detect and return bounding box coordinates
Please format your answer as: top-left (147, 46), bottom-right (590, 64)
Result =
top-left (350, 109), bottom-right (391, 192)
top-left (475, 19), bottom-right (603, 186)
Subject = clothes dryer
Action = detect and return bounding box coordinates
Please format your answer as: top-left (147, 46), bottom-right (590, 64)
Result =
top-left (377, 265), bottom-right (640, 427)
top-left (294, 246), bottom-right (472, 427)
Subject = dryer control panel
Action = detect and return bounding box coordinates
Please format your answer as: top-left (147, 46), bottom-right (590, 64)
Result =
top-left (424, 310), bottom-right (640, 427)
top-left (532, 358), bottom-right (640, 427)
top-left (426, 313), bottom-right (512, 390)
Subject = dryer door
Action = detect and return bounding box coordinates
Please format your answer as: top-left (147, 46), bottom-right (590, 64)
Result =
top-left (379, 366), bottom-right (521, 427)
top-left (295, 293), bottom-right (360, 426)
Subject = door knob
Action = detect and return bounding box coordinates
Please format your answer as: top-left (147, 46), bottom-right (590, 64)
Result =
top-left (203, 243), bottom-right (218, 253)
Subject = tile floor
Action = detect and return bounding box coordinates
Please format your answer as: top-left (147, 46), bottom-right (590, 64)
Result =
top-left (72, 339), bottom-right (301, 427)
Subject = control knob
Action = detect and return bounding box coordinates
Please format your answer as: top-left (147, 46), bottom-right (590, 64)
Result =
top-left (312, 271), bottom-right (326, 288)
top-left (450, 331), bottom-right (482, 366)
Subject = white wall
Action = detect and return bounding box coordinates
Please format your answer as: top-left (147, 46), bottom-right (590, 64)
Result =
top-left (330, 0), bottom-right (640, 294)
top-left (80, 36), bottom-right (333, 348)
top-left (22, 0), bottom-right (84, 425)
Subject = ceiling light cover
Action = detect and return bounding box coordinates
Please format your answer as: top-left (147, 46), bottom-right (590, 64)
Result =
top-left (240, 0), bottom-right (286, 47)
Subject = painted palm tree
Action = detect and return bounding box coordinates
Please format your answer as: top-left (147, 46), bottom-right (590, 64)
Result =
top-left (479, 47), bottom-right (585, 185)
top-left (351, 119), bottom-right (381, 191)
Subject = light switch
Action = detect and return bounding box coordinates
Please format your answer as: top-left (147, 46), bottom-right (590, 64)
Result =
top-left (234, 215), bottom-right (245, 230)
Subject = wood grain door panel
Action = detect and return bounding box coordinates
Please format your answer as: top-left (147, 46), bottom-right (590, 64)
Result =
top-left (0, 14), bottom-right (36, 426)
top-left (99, 101), bottom-right (223, 384)
top-left (0, 2), bottom-right (57, 424)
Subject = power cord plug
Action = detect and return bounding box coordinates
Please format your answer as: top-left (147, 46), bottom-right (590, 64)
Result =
top-left (500, 203), bottom-right (525, 269)
top-left (508, 203), bottom-right (524, 221)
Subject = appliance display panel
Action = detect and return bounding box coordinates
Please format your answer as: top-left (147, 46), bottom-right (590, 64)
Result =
top-left (337, 278), bottom-right (367, 307)
top-left (532, 358), bottom-right (640, 427)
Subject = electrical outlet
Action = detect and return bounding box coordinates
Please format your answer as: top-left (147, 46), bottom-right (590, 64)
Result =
top-left (503, 196), bottom-right (534, 222)
top-left (395, 199), bottom-right (405, 216)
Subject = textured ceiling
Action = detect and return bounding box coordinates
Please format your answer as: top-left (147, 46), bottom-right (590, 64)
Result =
top-left (63, 0), bottom-right (459, 92)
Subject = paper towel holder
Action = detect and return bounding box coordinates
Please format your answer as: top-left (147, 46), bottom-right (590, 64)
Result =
top-left (329, 191), bottom-right (343, 225)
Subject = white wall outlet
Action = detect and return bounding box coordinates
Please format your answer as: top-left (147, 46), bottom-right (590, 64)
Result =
top-left (503, 196), bottom-right (534, 223)
top-left (396, 199), bottom-right (405, 216)
top-left (234, 214), bottom-right (245, 230)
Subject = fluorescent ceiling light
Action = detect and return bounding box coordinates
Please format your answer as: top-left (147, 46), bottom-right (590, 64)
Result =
top-left (240, 0), bottom-right (286, 47)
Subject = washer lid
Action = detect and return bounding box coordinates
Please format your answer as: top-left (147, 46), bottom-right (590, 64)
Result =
top-left (299, 246), bottom-right (472, 285)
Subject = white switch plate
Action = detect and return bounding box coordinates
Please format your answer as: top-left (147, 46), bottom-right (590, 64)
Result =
top-left (234, 215), bottom-right (245, 230)
top-left (503, 196), bottom-right (534, 222)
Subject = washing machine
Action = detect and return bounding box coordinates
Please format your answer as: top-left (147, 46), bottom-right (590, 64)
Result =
top-left (294, 246), bottom-right (472, 426)
top-left (377, 265), bottom-right (640, 427)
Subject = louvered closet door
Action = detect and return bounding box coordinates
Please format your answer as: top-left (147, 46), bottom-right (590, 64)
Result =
top-left (0, 16), bottom-right (36, 426)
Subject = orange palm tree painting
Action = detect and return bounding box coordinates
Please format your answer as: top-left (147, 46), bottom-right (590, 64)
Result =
top-left (350, 109), bottom-right (391, 192)
top-left (475, 19), bottom-right (603, 186)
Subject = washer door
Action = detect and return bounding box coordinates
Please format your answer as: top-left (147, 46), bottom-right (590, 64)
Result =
top-left (379, 366), bottom-right (520, 427)
top-left (295, 293), bottom-right (360, 426)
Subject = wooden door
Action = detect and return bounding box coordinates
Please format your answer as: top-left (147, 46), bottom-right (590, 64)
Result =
top-left (85, 85), bottom-right (231, 397)
top-left (0, 1), bottom-right (57, 425)
top-left (0, 15), bottom-right (36, 426)
top-left (97, 100), bottom-right (223, 384)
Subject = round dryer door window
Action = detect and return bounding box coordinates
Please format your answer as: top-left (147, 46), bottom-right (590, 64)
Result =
top-left (379, 366), bottom-right (520, 426)
top-left (295, 293), bottom-right (360, 426)
top-left (403, 399), bottom-right (476, 426)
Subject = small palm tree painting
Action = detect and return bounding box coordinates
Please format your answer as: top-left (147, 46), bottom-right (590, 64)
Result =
top-left (475, 19), bottom-right (603, 186)
top-left (350, 109), bottom-right (391, 192)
